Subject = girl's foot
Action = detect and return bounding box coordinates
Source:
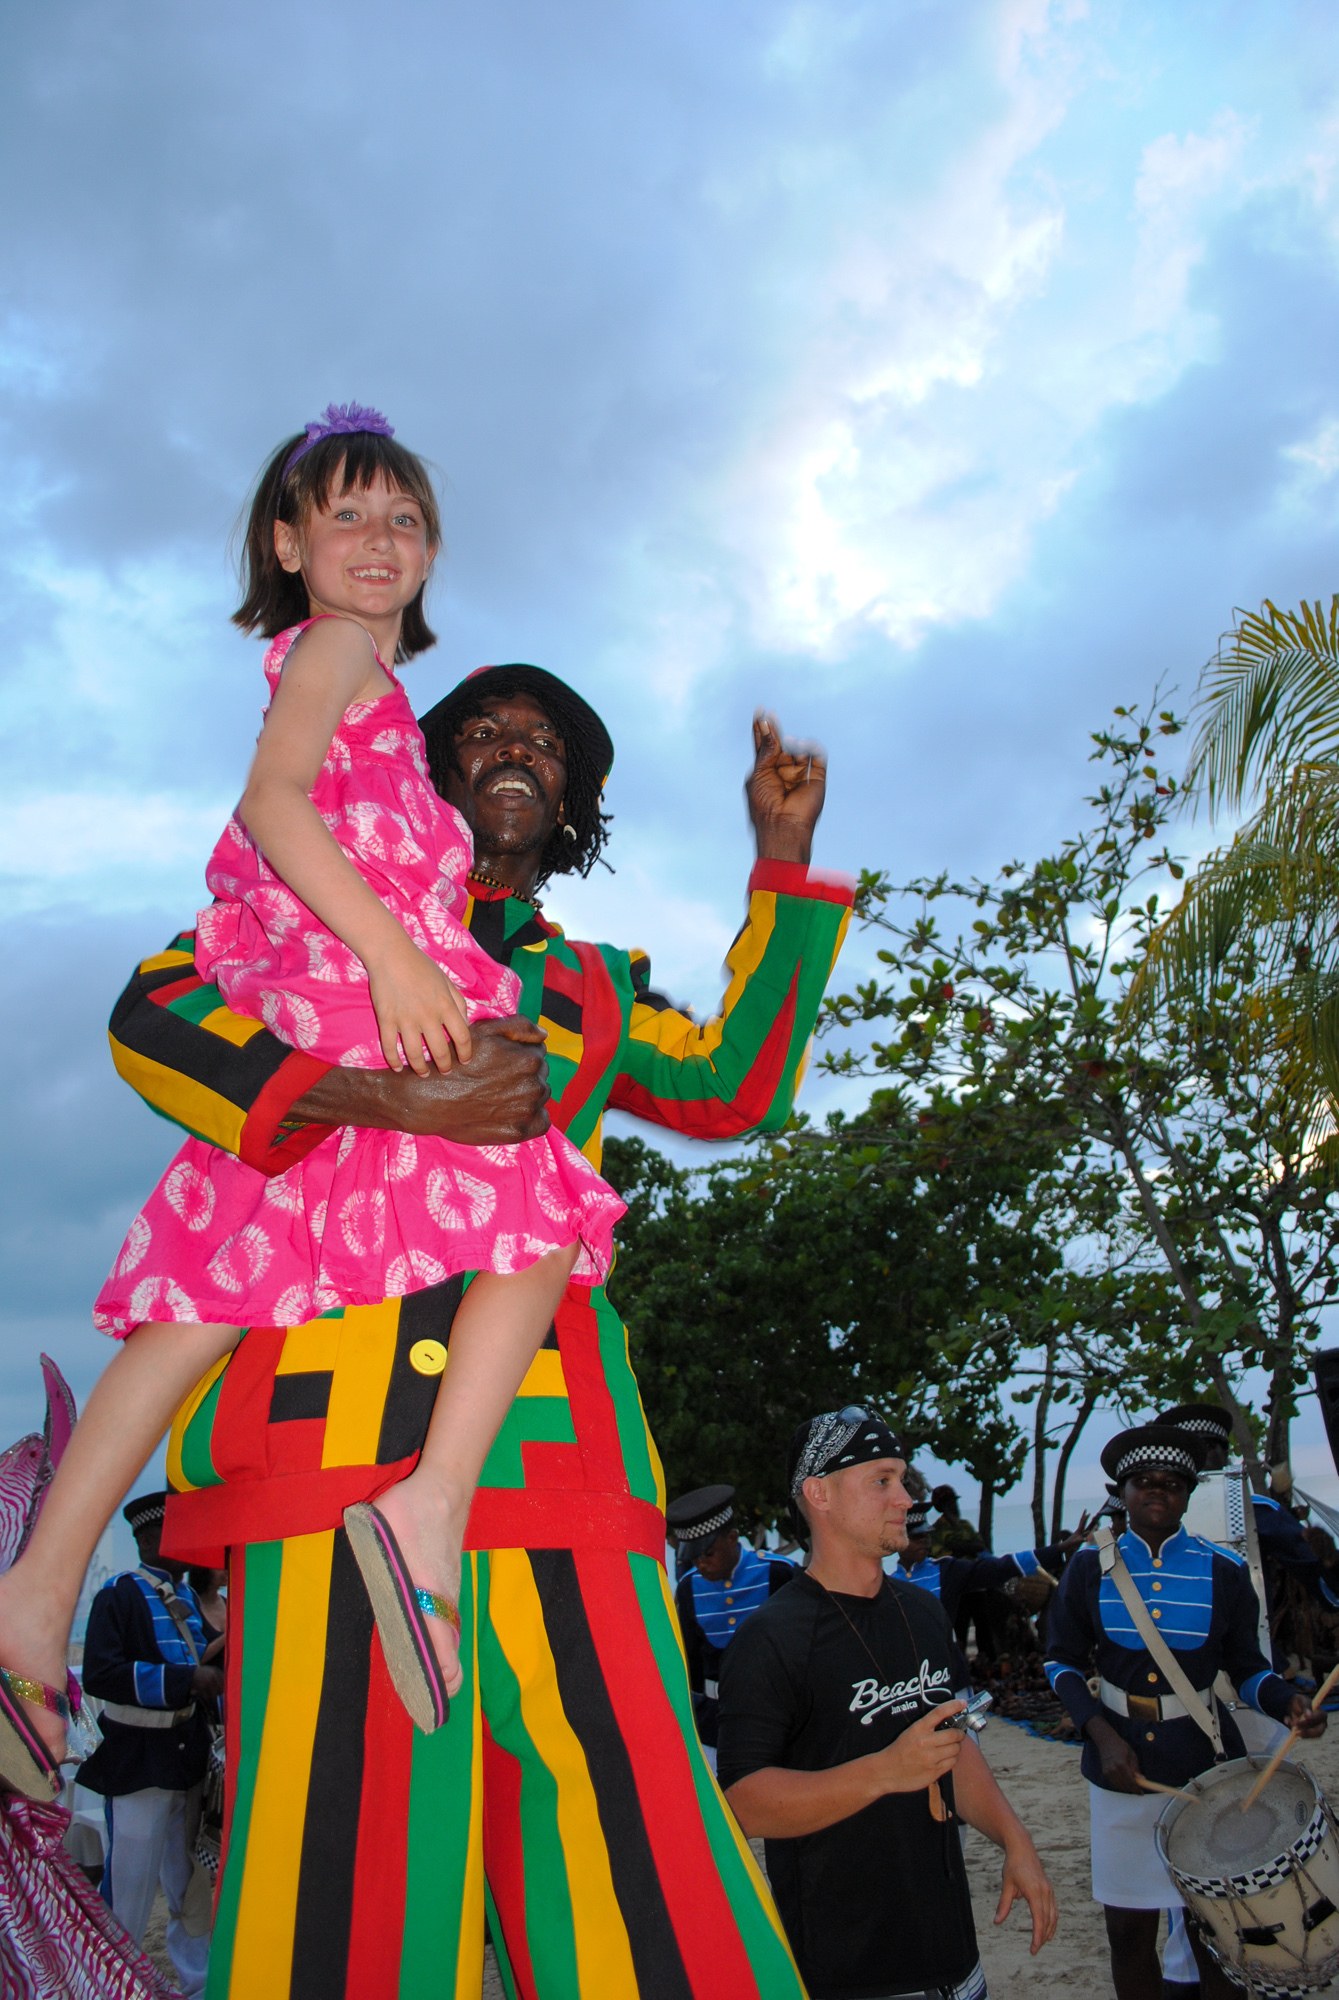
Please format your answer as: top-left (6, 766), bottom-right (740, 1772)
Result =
top-left (343, 1475), bottom-right (465, 1731)
top-left (0, 1570), bottom-right (73, 1782)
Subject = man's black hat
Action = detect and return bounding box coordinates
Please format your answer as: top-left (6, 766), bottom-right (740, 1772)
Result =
top-left (419, 664), bottom-right (615, 788)
top-left (905, 1502), bottom-right (932, 1537)
top-left (1157, 1402), bottom-right (1233, 1444)
top-left (1100, 1427), bottom-right (1208, 1489)
top-left (666, 1485), bottom-right (735, 1552)
top-left (122, 1491), bottom-right (168, 1535)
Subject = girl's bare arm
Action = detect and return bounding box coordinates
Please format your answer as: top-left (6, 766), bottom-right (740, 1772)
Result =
top-left (237, 617), bottom-right (471, 1073)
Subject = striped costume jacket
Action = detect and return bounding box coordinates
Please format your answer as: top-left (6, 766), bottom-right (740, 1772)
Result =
top-left (108, 859), bottom-right (852, 1565)
top-left (106, 858), bottom-right (850, 2000)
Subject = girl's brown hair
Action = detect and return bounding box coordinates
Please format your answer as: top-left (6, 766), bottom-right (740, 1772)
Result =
top-left (232, 430), bottom-right (442, 660)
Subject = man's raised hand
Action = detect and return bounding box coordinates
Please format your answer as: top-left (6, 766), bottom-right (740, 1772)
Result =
top-left (747, 710), bottom-right (826, 866)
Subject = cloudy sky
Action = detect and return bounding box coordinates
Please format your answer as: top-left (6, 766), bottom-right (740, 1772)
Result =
top-left (3, 0), bottom-right (1338, 1519)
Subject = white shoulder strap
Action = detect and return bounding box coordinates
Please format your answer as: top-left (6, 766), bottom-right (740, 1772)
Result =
top-left (1094, 1527), bottom-right (1223, 1756)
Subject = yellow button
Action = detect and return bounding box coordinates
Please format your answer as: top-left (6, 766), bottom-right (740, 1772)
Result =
top-left (1152, 1609), bottom-right (1162, 1619)
top-left (409, 1339), bottom-right (448, 1376)
top-left (1148, 1673), bottom-right (1158, 1685)
top-left (1152, 1582), bottom-right (1162, 1592)
top-left (725, 1596), bottom-right (734, 1605)
top-left (1153, 1559), bottom-right (1162, 1569)
top-left (1146, 1731), bottom-right (1156, 1742)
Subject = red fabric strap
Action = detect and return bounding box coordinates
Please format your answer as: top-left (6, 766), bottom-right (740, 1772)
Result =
top-left (164, 1471), bottom-right (666, 1570)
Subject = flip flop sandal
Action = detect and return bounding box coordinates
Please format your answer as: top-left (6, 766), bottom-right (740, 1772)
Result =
top-left (343, 1502), bottom-right (460, 1734)
top-left (0, 1665), bottom-right (83, 1801)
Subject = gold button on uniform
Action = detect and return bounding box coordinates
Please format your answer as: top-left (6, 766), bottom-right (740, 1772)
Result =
top-left (1152, 1582), bottom-right (1162, 1592)
top-left (1152, 1608), bottom-right (1161, 1619)
top-left (728, 1616), bottom-right (736, 1625)
top-left (409, 1339), bottom-right (448, 1376)
top-left (1146, 1731), bottom-right (1156, 1742)
top-left (1152, 1559), bottom-right (1163, 1569)
top-left (1147, 1673), bottom-right (1158, 1685)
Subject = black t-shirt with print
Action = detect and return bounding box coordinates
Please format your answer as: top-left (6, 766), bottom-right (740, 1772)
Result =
top-left (717, 1572), bottom-right (978, 2000)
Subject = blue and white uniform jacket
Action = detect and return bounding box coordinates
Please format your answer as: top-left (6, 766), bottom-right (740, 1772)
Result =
top-left (78, 1565), bottom-right (214, 1797)
top-left (1044, 1527), bottom-right (1293, 1790)
top-left (893, 1543), bottom-right (1066, 1625)
top-left (674, 1545), bottom-right (795, 1747)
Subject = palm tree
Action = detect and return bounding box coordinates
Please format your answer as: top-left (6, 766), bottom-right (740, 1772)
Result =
top-left (1127, 597), bottom-right (1339, 1155)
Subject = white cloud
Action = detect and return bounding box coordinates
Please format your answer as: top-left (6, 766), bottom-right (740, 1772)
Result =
top-left (1130, 110), bottom-right (1254, 356)
top-left (1283, 415), bottom-right (1339, 482)
top-left (0, 788), bottom-right (233, 916)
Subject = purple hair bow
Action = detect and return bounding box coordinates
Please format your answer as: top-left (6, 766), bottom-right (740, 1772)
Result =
top-left (284, 402), bottom-right (395, 476)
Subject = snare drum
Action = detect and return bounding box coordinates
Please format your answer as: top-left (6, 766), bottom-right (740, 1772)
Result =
top-left (1156, 1756), bottom-right (1339, 1996)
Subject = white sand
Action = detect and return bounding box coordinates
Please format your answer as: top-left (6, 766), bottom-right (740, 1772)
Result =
top-left (148, 1715), bottom-right (1339, 1996)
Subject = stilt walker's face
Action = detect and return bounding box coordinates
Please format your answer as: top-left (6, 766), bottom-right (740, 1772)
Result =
top-left (444, 697), bottom-right (568, 866)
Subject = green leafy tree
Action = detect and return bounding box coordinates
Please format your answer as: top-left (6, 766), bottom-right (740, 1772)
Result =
top-left (601, 1099), bottom-right (1054, 1531)
top-left (820, 697), bottom-right (1339, 1486)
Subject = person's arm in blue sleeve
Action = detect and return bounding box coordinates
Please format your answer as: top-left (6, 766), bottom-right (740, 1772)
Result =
top-left (1042, 1554), bottom-right (1102, 1734)
top-left (1253, 1496), bottom-right (1320, 1570)
top-left (81, 1579), bottom-right (198, 1711)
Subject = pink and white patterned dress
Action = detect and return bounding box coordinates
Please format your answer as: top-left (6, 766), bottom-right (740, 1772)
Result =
top-left (93, 621), bottom-right (624, 1336)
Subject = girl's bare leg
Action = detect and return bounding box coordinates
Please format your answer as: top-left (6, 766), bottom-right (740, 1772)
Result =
top-left (369, 1244), bottom-right (578, 1695)
top-left (0, 1320), bottom-right (239, 1759)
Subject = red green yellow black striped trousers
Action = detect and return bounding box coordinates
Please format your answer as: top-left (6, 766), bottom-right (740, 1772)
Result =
top-left (208, 1530), bottom-right (805, 2000)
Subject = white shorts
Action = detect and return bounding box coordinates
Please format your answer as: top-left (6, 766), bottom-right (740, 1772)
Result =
top-left (1088, 1782), bottom-right (1183, 1908)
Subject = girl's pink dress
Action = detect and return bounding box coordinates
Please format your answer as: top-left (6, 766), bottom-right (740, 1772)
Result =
top-left (93, 621), bottom-right (624, 1335)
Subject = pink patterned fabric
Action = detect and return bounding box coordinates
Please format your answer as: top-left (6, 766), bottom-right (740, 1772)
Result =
top-left (0, 1795), bottom-right (180, 2000)
top-left (93, 621), bottom-right (623, 1335)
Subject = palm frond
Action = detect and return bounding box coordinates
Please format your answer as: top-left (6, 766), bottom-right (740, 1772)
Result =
top-left (1185, 598), bottom-right (1339, 814)
top-left (1128, 768), bottom-right (1339, 1016)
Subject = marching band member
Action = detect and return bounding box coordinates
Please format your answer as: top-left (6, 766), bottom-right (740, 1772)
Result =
top-left (667, 1485), bottom-right (794, 1766)
top-left (1044, 1425), bottom-right (1325, 2000)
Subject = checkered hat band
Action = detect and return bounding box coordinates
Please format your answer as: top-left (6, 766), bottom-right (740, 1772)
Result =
top-left (1112, 1442), bottom-right (1198, 1483)
top-left (678, 1506), bottom-right (732, 1543)
top-left (1174, 1417), bottom-right (1230, 1438)
top-left (126, 1504), bottom-right (165, 1527)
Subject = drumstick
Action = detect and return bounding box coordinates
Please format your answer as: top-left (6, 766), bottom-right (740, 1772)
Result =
top-left (1135, 1775), bottom-right (1197, 1804)
top-left (1238, 1660), bottom-right (1339, 1813)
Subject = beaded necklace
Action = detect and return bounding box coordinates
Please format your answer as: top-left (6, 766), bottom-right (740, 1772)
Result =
top-left (467, 868), bottom-right (541, 911)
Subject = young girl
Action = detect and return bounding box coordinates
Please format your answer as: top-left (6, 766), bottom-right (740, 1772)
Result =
top-left (0, 406), bottom-right (624, 1796)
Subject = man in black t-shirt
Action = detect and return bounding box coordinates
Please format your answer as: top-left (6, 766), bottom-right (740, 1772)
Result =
top-left (718, 1411), bottom-right (1056, 2000)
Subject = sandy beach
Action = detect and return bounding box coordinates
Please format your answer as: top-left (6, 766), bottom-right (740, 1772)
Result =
top-left (144, 1710), bottom-right (1339, 1997)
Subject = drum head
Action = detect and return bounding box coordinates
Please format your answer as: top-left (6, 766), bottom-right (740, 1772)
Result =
top-left (1164, 1760), bottom-right (1317, 1878)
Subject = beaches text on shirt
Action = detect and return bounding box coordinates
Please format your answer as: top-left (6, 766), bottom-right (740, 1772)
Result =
top-left (849, 1659), bottom-right (954, 1724)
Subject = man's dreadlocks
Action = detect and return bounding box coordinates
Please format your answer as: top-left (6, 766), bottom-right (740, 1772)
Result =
top-left (418, 665), bottom-right (614, 891)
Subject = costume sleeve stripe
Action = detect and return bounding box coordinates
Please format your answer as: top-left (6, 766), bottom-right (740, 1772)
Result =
top-left (239, 1054), bottom-right (332, 1174)
top-left (107, 1037), bottom-right (249, 1158)
top-left (110, 943), bottom-right (331, 1174)
top-left (608, 880), bottom-right (848, 1135)
top-left (748, 858), bottom-right (855, 903)
top-left (611, 976), bottom-right (801, 1138)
